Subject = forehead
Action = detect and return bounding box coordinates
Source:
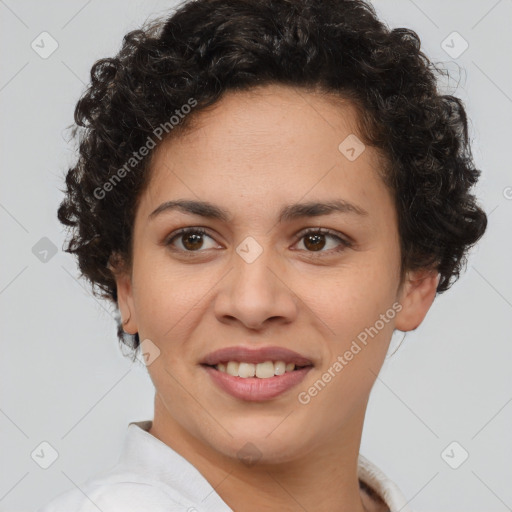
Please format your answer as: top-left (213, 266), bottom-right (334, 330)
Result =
top-left (171, 84), bottom-right (366, 160)
top-left (139, 84), bottom-right (392, 221)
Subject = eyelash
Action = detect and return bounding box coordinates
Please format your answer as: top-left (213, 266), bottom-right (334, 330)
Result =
top-left (164, 227), bottom-right (352, 256)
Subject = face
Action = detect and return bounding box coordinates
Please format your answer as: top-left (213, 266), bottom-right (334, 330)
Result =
top-left (116, 84), bottom-right (438, 465)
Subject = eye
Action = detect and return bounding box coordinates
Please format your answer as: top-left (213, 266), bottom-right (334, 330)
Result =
top-left (164, 227), bottom-right (351, 255)
top-left (165, 227), bottom-right (221, 252)
top-left (293, 228), bottom-right (351, 254)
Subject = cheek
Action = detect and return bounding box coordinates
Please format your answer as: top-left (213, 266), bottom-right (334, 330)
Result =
top-left (300, 260), bottom-right (399, 338)
top-left (131, 256), bottom-right (209, 341)
top-left (296, 272), bottom-right (397, 420)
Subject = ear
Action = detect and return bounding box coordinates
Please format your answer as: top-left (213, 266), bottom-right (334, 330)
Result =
top-left (109, 255), bottom-right (138, 335)
top-left (394, 269), bottom-right (440, 332)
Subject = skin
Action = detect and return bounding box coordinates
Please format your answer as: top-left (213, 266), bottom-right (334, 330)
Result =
top-left (114, 84), bottom-right (439, 512)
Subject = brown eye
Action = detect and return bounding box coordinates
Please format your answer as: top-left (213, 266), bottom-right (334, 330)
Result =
top-left (166, 228), bottom-right (219, 252)
top-left (182, 232), bottom-right (205, 250)
top-left (294, 228), bottom-right (350, 254)
top-left (303, 233), bottom-right (326, 251)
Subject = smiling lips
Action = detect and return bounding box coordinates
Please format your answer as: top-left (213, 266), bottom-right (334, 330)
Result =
top-left (201, 345), bottom-right (314, 367)
top-left (201, 345), bottom-right (314, 401)
top-left (216, 360), bottom-right (298, 378)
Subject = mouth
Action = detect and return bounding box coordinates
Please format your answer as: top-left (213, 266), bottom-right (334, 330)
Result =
top-left (201, 360), bottom-right (312, 378)
top-left (201, 363), bottom-right (313, 401)
top-left (201, 345), bottom-right (314, 369)
top-left (199, 346), bottom-right (314, 401)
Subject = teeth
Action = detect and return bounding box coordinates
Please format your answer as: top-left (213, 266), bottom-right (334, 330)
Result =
top-left (226, 361), bottom-right (240, 376)
top-left (238, 362), bottom-right (255, 378)
top-left (273, 361), bottom-right (286, 376)
top-left (256, 361), bottom-right (275, 378)
top-left (217, 360), bottom-right (300, 378)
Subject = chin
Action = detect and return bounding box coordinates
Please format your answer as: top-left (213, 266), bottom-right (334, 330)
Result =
top-left (206, 425), bottom-right (310, 466)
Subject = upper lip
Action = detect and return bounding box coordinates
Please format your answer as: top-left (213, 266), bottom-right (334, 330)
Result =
top-left (201, 346), bottom-right (314, 367)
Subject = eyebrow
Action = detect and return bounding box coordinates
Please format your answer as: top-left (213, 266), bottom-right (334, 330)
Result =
top-left (148, 198), bottom-right (368, 223)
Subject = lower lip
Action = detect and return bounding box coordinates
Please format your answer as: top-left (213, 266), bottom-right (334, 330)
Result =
top-left (202, 365), bottom-right (313, 401)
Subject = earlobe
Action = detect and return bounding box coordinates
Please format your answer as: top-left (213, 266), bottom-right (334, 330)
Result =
top-left (109, 253), bottom-right (138, 334)
top-left (394, 269), bottom-right (440, 332)
top-left (114, 272), bottom-right (138, 335)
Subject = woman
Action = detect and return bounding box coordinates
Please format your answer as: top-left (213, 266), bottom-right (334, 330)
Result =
top-left (39, 0), bottom-right (487, 510)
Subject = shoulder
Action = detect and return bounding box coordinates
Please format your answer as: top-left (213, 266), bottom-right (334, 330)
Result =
top-left (37, 479), bottom-right (193, 512)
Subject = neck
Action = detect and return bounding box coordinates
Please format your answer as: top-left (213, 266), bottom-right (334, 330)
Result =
top-left (149, 393), bottom-right (371, 512)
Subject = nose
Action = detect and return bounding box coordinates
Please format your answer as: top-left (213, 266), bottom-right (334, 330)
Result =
top-left (213, 246), bottom-right (299, 331)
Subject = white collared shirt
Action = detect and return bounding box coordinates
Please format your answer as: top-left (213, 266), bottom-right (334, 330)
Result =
top-left (38, 420), bottom-right (413, 512)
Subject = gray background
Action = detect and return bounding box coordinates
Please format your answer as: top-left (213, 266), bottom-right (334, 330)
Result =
top-left (1, 1), bottom-right (511, 511)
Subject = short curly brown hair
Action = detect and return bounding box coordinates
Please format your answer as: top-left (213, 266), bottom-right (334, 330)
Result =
top-left (58, 0), bottom-right (488, 354)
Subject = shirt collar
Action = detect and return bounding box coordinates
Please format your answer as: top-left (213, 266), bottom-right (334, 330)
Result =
top-left (119, 420), bottom-right (232, 510)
